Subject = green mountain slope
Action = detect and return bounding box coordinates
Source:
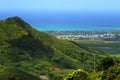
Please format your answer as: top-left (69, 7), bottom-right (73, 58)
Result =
top-left (0, 68), bottom-right (40, 80)
top-left (0, 16), bottom-right (106, 79)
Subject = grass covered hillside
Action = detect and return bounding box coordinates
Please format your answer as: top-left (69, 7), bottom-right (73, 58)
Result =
top-left (0, 16), bottom-right (106, 79)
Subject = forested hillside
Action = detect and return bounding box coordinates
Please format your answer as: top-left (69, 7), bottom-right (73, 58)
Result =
top-left (0, 16), bottom-right (106, 80)
top-left (64, 57), bottom-right (120, 80)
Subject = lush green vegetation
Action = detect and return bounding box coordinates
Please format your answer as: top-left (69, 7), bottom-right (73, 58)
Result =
top-left (64, 69), bottom-right (89, 80)
top-left (64, 57), bottom-right (120, 80)
top-left (0, 68), bottom-right (40, 80)
top-left (75, 40), bottom-right (120, 55)
top-left (0, 16), bottom-right (106, 79)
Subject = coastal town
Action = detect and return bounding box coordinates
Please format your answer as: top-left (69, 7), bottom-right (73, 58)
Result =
top-left (45, 31), bottom-right (120, 41)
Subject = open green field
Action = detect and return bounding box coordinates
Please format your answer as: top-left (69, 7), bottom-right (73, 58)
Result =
top-left (75, 40), bottom-right (120, 55)
top-left (110, 54), bottom-right (120, 57)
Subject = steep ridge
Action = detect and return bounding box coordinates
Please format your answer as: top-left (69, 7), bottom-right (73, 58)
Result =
top-left (0, 16), bottom-right (106, 79)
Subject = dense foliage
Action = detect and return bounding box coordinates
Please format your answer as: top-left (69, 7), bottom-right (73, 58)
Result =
top-left (64, 69), bottom-right (89, 80)
top-left (0, 16), bottom-right (105, 79)
top-left (94, 57), bottom-right (120, 80)
top-left (64, 57), bottom-right (120, 80)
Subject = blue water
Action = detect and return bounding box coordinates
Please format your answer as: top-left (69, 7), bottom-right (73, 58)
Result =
top-left (1, 11), bottom-right (120, 31)
top-left (32, 24), bottom-right (120, 31)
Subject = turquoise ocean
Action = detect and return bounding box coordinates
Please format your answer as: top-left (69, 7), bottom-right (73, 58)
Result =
top-left (32, 24), bottom-right (120, 31)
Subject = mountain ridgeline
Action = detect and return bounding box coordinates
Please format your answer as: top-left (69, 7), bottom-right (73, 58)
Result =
top-left (0, 16), bottom-right (105, 80)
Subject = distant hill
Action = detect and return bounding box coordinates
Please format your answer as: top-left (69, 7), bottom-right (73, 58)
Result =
top-left (0, 16), bottom-right (106, 79)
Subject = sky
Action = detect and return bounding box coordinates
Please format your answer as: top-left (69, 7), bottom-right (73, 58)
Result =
top-left (0, 0), bottom-right (120, 25)
top-left (0, 0), bottom-right (120, 11)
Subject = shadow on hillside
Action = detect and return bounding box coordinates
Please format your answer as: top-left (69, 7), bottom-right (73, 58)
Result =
top-left (9, 35), bottom-right (55, 58)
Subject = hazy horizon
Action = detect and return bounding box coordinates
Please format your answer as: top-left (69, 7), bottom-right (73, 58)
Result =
top-left (1, 0), bottom-right (120, 31)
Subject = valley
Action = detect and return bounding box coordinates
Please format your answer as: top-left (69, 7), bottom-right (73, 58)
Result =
top-left (75, 40), bottom-right (120, 55)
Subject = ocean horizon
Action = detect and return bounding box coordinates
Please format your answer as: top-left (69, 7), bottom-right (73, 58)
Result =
top-left (32, 24), bottom-right (120, 31)
top-left (1, 11), bottom-right (120, 32)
